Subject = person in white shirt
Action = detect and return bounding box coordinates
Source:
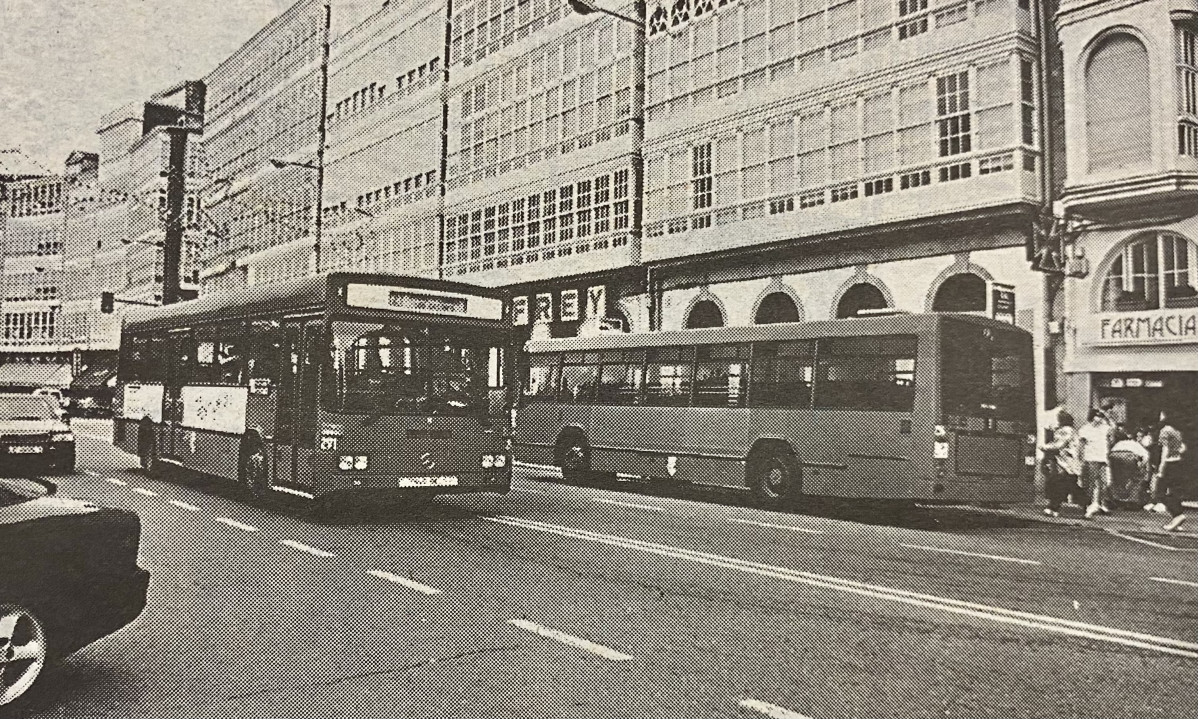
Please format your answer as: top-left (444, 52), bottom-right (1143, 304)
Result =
top-left (1077, 409), bottom-right (1114, 519)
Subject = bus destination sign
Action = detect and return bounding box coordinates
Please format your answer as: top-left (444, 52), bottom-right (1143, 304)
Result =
top-left (345, 283), bottom-right (504, 321)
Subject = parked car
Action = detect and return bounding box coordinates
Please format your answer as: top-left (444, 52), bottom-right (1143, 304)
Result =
top-left (0, 477), bottom-right (150, 710)
top-left (0, 394), bottom-right (75, 475)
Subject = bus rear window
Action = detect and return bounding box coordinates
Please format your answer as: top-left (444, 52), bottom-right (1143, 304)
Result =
top-left (941, 324), bottom-right (1033, 421)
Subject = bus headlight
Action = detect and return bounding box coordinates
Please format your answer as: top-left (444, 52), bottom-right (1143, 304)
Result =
top-left (493, 454), bottom-right (507, 468)
top-left (339, 456), bottom-right (353, 470)
top-left (481, 454), bottom-right (495, 468)
top-left (339, 455), bottom-right (369, 470)
top-left (354, 455), bottom-right (369, 470)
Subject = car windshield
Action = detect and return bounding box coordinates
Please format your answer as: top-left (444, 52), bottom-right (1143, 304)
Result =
top-left (0, 396), bottom-right (57, 421)
top-left (0, 477), bottom-right (52, 507)
top-left (327, 321), bottom-right (497, 416)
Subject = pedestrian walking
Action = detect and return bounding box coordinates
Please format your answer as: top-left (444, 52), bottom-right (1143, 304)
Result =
top-left (1156, 411), bottom-right (1188, 531)
top-left (1138, 426), bottom-right (1166, 512)
top-left (1040, 411), bottom-right (1080, 517)
top-left (1077, 408), bottom-right (1113, 519)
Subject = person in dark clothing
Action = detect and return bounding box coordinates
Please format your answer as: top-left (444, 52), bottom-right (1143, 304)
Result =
top-left (1040, 411), bottom-right (1081, 517)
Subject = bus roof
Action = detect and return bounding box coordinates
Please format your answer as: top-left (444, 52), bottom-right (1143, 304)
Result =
top-left (526, 313), bottom-right (1027, 353)
top-left (125, 272), bottom-right (507, 333)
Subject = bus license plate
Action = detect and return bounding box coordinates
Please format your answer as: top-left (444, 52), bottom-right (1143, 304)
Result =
top-left (8, 445), bottom-right (44, 454)
top-left (396, 476), bottom-right (458, 487)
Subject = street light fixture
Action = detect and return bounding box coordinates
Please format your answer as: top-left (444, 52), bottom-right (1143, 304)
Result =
top-left (566, 0), bottom-right (644, 27)
top-left (269, 158), bottom-right (320, 171)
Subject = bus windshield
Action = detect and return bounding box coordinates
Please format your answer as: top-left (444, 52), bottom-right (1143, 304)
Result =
top-left (941, 323), bottom-right (1033, 422)
top-left (328, 320), bottom-right (493, 416)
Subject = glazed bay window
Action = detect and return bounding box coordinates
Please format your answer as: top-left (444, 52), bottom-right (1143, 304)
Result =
top-left (692, 142), bottom-right (713, 228)
top-left (937, 70), bottom-right (971, 157)
top-left (1179, 25), bottom-right (1198, 157)
top-left (1102, 232), bottom-right (1198, 311)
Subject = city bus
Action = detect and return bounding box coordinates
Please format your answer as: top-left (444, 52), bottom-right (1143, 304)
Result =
top-left (515, 312), bottom-right (1036, 506)
top-left (113, 272), bottom-right (512, 506)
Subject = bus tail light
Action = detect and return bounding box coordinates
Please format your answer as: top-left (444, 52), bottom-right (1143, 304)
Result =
top-left (493, 454), bottom-right (507, 468)
top-left (481, 454), bottom-right (495, 468)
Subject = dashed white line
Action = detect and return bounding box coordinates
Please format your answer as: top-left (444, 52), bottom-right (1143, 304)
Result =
top-left (83, 469), bottom-right (101, 477)
top-left (281, 540), bottom-right (335, 558)
top-left (271, 485), bottom-right (316, 499)
top-left (507, 619), bottom-right (634, 661)
top-left (214, 517), bottom-right (259, 533)
top-left (168, 500), bottom-right (201, 512)
top-left (899, 543), bottom-right (1041, 566)
top-left (1149, 577), bottom-right (1198, 589)
top-left (593, 497), bottom-right (667, 512)
top-left (728, 518), bottom-right (824, 534)
top-left (367, 570), bottom-right (441, 595)
top-left (130, 487), bottom-right (159, 497)
top-left (738, 698), bottom-right (815, 719)
top-left (104, 477), bottom-right (128, 486)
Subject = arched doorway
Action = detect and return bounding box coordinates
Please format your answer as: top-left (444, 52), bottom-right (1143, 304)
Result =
top-left (754, 292), bottom-right (801, 324)
top-left (685, 299), bottom-right (724, 328)
top-left (836, 283), bottom-right (887, 318)
top-left (932, 273), bottom-right (987, 312)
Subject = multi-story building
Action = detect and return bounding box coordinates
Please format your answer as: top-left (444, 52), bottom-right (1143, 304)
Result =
top-left (197, 0), bottom-right (1062, 405)
top-left (1052, 0), bottom-right (1197, 446)
top-left (0, 149), bottom-right (71, 389)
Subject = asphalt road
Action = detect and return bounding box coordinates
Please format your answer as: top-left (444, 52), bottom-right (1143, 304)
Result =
top-left (18, 423), bottom-right (1198, 718)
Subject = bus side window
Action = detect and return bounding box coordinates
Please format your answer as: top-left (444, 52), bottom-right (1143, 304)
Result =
top-left (525, 355), bottom-right (560, 402)
top-left (559, 351), bottom-right (600, 404)
top-left (814, 335), bottom-right (917, 411)
top-left (748, 340), bottom-right (814, 408)
top-left (194, 329), bottom-right (219, 385)
top-left (644, 347), bottom-right (694, 407)
top-left (595, 349), bottom-right (645, 405)
top-left (167, 331), bottom-right (195, 386)
top-left (695, 344), bottom-right (750, 408)
top-left (144, 335), bottom-right (167, 384)
top-left (216, 322), bottom-right (246, 385)
top-left (121, 335), bottom-right (148, 383)
top-left (244, 320), bottom-right (282, 384)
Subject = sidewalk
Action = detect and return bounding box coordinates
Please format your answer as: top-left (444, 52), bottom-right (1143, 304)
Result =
top-left (982, 502), bottom-right (1198, 537)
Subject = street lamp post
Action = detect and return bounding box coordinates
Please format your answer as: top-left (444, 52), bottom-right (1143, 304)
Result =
top-left (565, 0), bottom-right (649, 326)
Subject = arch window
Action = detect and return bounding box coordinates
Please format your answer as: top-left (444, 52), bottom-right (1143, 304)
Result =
top-left (755, 292), bottom-right (801, 324)
top-left (1085, 33), bottom-right (1151, 172)
top-left (836, 283), bottom-right (888, 318)
top-left (1101, 232), bottom-right (1198, 311)
top-left (932, 273), bottom-right (987, 313)
top-left (685, 299), bottom-right (724, 328)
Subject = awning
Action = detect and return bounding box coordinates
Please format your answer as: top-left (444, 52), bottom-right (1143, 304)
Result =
top-left (0, 363), bottom-right (72, 389)
top-left (69, 361), bottom-right (118, 391)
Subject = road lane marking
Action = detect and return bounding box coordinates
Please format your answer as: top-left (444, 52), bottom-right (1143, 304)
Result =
top-left (130, 487), bottom-right (159, 497)
top-left (514, 460), bottom-right (559, 472)
top-left (507, 619), bottom-right (634, 661)
top-left (485, 515), bottom-right (1198, 659)
top-left (899, 543), bottom-right (1041, 566)
top-left (169, 500), bottom-right (201, 512)
top-left (1150, 577), bottom-right (1198, 588)
top-left (729, 518), bottom-right (824, 534)
top-left (104, 477), bottom-right (128, 486)
top-left (367, 570), bottom-right (441, 595)
top-left (739, 698), bottom-right (815, 719)
top-left (1105, 529), bottom-right (1198, 552)
top-left (83, 469), bottom-right (101, 477)
top-left (215, 517), bottom-right (259, 533)
top-left (271, 485), bottom-right (316, 499)
top-left (281, 540), bottom-right (335, 558)
top-left (593, 498), bottom-right (667, 512)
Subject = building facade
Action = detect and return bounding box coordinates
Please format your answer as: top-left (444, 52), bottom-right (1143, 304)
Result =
top-left (1053, 0), bottom-right (1198, 449)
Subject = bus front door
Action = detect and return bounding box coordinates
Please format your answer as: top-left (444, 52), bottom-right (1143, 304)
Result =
top-left (274, 320), bottom-right (321, 491)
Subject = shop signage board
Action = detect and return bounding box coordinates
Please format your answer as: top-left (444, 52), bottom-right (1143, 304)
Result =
top-left (511, 285), bottom-right (607, 325)
top-left (1081, 307), bottom-right (1198, 346)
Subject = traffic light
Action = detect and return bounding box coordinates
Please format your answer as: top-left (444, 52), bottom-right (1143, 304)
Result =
top-left (100, 291), bottom-right (115, 314)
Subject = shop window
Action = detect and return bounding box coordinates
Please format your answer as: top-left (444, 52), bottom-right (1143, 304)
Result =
top-left (1085, 33), bottom-right (1151, 172)
top-left (685, 299), bottom-right (724, 328)
top-left (1101, 232), bottom-right (1198, 311)
top-left (932, 273), bottom-right (987, 313)
top-left (836, 283), bottom-right (888, 318)
top-left (754, 292), bottom-right (801, 324)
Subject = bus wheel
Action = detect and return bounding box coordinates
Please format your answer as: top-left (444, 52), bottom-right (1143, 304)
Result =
top-left (557, 437), bottom-right (591, 484)
top-left (750, 448), bottom-right (799, 505)
top-left (239, 439), bottom-right (270, 501)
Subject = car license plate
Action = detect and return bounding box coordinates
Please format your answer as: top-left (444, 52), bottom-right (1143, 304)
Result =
top-left (396, 476), bottom-right (458, 487)
top-left (8, 445), bottom-right (44, 454)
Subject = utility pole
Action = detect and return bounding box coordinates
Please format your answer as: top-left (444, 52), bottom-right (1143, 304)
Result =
top-left (162, 128), bottom-right (188, 306)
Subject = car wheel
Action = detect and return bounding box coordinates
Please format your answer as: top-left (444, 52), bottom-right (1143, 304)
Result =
top-left (240, 440), bottom-right (270, 501)
top-left (0, 603), bottom-right (50, 710)
top-left (750, 448), bottom-right (799, 506)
